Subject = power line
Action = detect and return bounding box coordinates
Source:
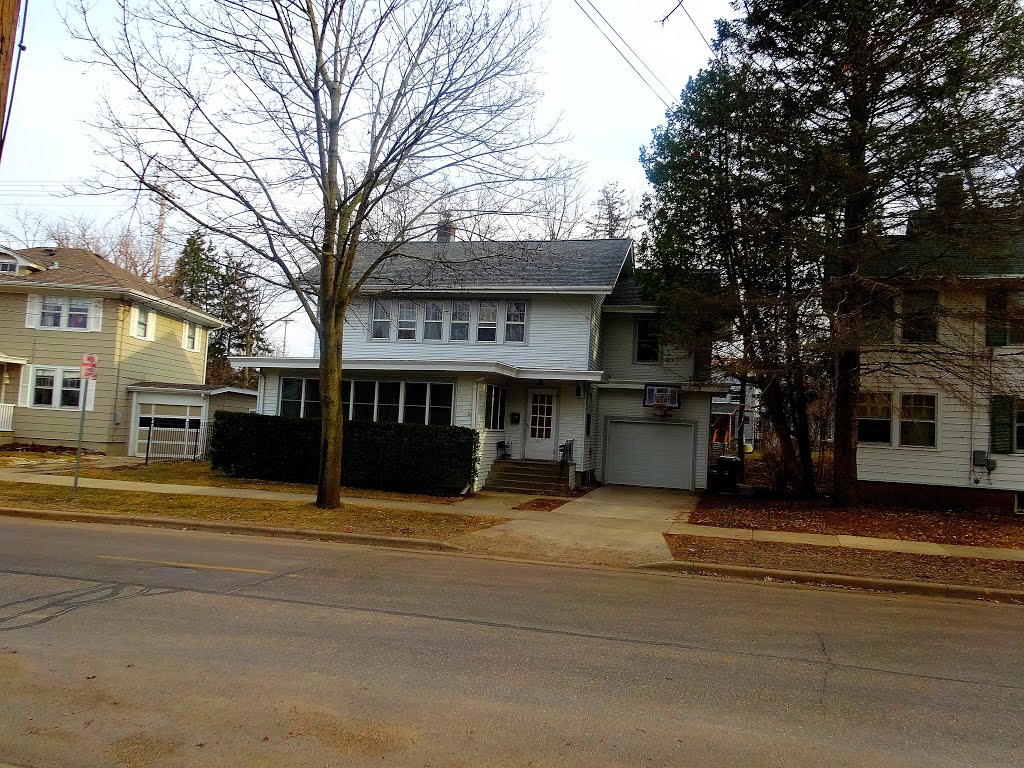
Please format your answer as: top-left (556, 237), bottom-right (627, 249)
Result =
top-left (0, 0), bottom-right (29, 165)
top-left (660, 0), bottom-right (717, 59)
top-left (570, 0), bottom-right (672, 109)
top-left (582, 0), bottom-right (676, 102)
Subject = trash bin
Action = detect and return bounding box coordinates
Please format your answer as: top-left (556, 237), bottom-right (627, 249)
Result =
top-left (715, 455), bottom-right (743, 494)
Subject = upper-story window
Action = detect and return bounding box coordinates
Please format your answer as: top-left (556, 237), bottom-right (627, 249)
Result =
top-left (371, 299), bottom-right (392, 340)
top-left (130, 305), bottom-right (156, 341)
top-left (901, 289), bottom-right (938, 343)
top-left (182, 321), bottom-right (200, 351)
top-left (863, 292), bottom-right (896, 343)
top-left (26, 294), bottom-right (101, 332)
top-left (985, 289), bottom-right (1024, 346)
top-left (0, 259), bottom-right (16, 273)
top-left (397, 300), bottom-right (417, 340)
top-left (505, 301), bottom-right (526, 343)
top-left (424, 301), bottom-right (443, 340)
top-left (477, 301), bottom-right (498, 342)
top-left (450, 301), bottom-right (471, 341)
top-left (636, 317), bottom-right (660, 363)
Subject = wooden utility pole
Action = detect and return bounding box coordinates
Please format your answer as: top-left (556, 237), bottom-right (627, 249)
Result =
top-left (0, 0), bottom-right (23, 163)
top-left (151, 193), bottom-right (169, 282)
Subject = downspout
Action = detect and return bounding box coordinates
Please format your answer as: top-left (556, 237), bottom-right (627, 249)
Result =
top-left (110, 303), bottom-right (127, 447)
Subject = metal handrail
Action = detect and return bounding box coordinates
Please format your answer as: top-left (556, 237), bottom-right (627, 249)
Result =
top-left (559, 439), bottom-right (574, 467)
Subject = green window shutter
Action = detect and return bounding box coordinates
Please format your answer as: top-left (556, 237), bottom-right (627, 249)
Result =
top-left (986, 289), bottom-right (1008, 347)
top-left (990, 395), bottom-right (1015, 454)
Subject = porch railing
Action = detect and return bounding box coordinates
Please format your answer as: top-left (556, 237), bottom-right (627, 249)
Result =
top-left (559, 439), bottom-right (574, 467)
top-left (0, 403), bottom-right (12, 432)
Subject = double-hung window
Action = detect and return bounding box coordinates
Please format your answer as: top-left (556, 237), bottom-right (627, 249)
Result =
top-left (857, 392), bottom-right (892, 444)
top-left (183, 321), bottom-right (199, 351)
top-left (371, 300), bottom-right (392, 340)
top-left (899, 394), bottom-right (937, 447)
top-left (477, 301), bottom-right (498, 342)
top-left (397, 301), bottom-right (417, 340)
top-left (504, 301), bottom-right (526, 342)
top-left (67, 298), bottom-right (91, 329)
top-left (901, 289), bottom-right (939, 343)
top-left (131, 305), bottom-right (155, 340)
top-left (27, 366), bottom-right (90, 410)
top-left (40, 297), bottom-right (63, 328)
top-left (424, 301), bottom-right (443, 341)
top-left (0, 260), bottom-right (16, 273)
top-left (450, 301), bottom-right (471, 341)
top-left (636, 317), bottom-right (660, 362)
top-left (485, 385), bottom-right (507, 430)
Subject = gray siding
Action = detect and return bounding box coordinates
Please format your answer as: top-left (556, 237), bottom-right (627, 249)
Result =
top-left (594, 388), bottom-right (710, 489)
top-left (601, 313), bottom-right (694, 382)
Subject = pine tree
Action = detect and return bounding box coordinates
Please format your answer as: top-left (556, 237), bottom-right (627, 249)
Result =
top-left (585, 182), bottom-right (636, 239)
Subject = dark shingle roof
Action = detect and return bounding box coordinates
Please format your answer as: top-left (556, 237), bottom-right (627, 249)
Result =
top-left (859, 235), bottom-right (1024, 279)
top-left (129, 381), bottom-right (257, 394)
top-left (603, 275), bottom-right (652, 306)
top-left (0, 247), bottom-right (219, 320)
top-left (339, 239), bottom-right (632, 292)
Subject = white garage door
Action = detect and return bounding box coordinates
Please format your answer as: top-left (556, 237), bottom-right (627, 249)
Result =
top-left (605, 421), bottom-right (695, 489)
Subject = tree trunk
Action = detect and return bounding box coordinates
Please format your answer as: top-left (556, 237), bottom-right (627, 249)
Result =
top-left (760, 378), bottom-right (812, 495)
top-left (316, 301), bottom-right (344, 509)
top-left (832, 347), bottom-right (860, 504)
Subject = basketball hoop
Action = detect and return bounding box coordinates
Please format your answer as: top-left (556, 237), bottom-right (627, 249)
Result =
top-left (653, 394), bottom-right (672, 418)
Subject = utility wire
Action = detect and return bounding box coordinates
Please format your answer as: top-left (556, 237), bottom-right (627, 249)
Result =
top-left (570, 0), bottom-right (672, 109)
top-left (660, 0), bottom-right (717, 59)
top-left (0, 0), bottom-right (29, 165)
top-left (582, 0), bottom-right (676, 102)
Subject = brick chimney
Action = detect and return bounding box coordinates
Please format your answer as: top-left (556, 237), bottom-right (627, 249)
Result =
top-left (436, 216), bottom-right (456, 243)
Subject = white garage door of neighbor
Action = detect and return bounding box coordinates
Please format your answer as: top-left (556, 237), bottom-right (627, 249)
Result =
top-left (605, 421), bottom-right (695, 490)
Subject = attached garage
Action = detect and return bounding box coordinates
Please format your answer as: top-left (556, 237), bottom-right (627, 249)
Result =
top-left (604, 420), bottom-right (696, 490)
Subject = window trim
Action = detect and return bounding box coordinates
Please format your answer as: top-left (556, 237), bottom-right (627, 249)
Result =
top-left (370, 299), bottom-right (393, 341)
top-left (503, 300), bottom-right (527, 344)
top-left (0, 259), bottom-right (16, 273)
top-left (449, 300), bottom-right (471, 343)
top-left (397, 300), bottom-right (418, 341)
top-left (130, 304), bottom-right (157, 341)
top-left (423, 300), bottom-right (444, 342)
top-left (297, 378), bottom-right (455, 426)
top-left (279, 377), bottom-right (321, 419)
top-left (476, 300), bottom-right (498, 343)
top-left (900, 288), bottom-right (939, 344)
top-left (856, 391), bottom-right (894, 445)
top-left (635, 316), bottom-right (660, 364)
top-left (21, 365), bottom-right (95, 411)
top-left (181, 321), bottom-right (200, 351)
top-left (28, 294), bottom-right (101, 332)
top-left (898, 392), bottom-right (938, 449)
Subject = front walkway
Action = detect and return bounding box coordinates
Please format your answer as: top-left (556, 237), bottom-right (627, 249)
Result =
top-left (1, 467), bottom-right (1022, 566)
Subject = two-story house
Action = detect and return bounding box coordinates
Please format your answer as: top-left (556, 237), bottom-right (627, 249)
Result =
top-left (855, 226), bottom-right (1024, 511)
top-left (0, 246), bottom-right (253, 456)
top-left (232, 238), bottom-right (721, 492)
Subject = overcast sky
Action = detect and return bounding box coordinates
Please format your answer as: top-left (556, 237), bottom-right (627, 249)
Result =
top-left (0, 0), bottom-right (729, 355)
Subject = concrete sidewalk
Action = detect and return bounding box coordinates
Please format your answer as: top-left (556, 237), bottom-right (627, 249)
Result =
top-left (2, 468), bottom-right (1023, 565)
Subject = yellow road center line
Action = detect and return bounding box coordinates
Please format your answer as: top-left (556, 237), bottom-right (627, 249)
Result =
top-left (98, 555), bottom-right (277, 575)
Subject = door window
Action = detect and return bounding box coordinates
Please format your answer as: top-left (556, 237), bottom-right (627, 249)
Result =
top-left (530, 393), bottom-right (553, 439)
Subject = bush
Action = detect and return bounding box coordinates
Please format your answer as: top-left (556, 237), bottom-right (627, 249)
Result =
top-left (208, 411), bottom-right (479, 495)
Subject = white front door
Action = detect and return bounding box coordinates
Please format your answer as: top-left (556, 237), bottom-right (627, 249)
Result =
top-left (525, 389), bottom-right (557, 459)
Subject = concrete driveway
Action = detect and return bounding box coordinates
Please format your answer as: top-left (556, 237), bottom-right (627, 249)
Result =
top-left (459, 485), bottom-right (695, 566)
top-left (556, 484), bottom-right (697, 523)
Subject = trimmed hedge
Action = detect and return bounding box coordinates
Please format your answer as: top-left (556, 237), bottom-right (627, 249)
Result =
top-left (208, 411), bottom-right (479, 495)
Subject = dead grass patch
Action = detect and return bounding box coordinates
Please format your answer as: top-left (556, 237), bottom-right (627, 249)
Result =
top-left (512, 497), bottom-right (571, 512)
top-left (692, 493), bottom-right (1024, 549)
top-left (66, 460), bottom-right (463, 504)
top-left (665, 533), bottom-right (1024, 593)
top-left (0, 482), bottom-right (502, 540)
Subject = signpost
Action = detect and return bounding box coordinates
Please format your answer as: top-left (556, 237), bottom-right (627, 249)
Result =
top-left (72, 354), bottom-right (98, 500)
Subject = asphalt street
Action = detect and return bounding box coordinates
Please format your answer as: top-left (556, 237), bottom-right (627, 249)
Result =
top-left (0, 516), bottom-right (1021, 767)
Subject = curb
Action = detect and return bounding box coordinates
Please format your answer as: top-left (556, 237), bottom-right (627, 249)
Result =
top-left (0, 507), bottom-right (463, 553)
top-left (639, 560), bottom-right (1024, 603)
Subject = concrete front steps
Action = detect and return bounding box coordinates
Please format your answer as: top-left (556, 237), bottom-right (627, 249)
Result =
top-left (484, 459), bottom-right (569, 495)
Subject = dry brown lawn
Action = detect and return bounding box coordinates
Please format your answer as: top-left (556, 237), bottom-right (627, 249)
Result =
top-left (67, 460), bottom-right (464, 504)
top-left (0, 482), bottom-right (502, 541)
top-left (665, 533), bottom-right (1024, 594)
top-left (692, 493), bottom-right (1024, 549)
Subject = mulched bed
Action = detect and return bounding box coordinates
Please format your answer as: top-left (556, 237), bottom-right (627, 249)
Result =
top-left (664, 534), bottom-right (1024, 593)
top-left (692, 493), bottom-right (1024, 550)
top-left (513, 497), bottom-right (571, 512)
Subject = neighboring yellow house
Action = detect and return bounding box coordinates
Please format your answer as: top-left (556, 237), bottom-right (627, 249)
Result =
top-left (0, 246), bottom-right (255, 455)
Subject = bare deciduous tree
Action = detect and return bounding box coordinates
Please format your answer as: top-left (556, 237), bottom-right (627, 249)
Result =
top-left (74, 0), bottom-right (558, 508)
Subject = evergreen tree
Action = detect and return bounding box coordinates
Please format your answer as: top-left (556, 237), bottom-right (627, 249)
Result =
top-left (645, 1), bottom-right (1024, 500)
top-left (585, 182), bottom-right (636, 239)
